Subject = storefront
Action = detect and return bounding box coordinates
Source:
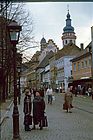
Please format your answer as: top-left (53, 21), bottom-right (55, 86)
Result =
top-left (72, 78), bottom-right (93, 88)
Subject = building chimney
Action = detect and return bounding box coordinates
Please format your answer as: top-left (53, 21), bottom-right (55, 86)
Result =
top-left (80, 43), bottom-right (84, 50)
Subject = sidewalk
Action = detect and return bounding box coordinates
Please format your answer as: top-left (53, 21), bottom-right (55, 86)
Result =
top-left (0, 98), bottom-right (13, 125)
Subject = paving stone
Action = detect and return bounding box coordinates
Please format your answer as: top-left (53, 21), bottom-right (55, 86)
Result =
top-left (1, 93), bottom-right (93, 140)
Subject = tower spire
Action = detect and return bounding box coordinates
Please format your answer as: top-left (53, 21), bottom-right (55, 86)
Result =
top-left (61, 8), bottom-right (76, 47)
top-left (67, 4), bottom-right (69, 13)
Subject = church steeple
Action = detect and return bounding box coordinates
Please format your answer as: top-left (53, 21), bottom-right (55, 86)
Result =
top-left (61, 7), bottom-right (76, 47)
top-left (40, 36), bottom-right (47, 51)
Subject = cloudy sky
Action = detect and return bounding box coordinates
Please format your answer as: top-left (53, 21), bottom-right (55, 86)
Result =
top-left (23, 2), bottom-right (93, 59)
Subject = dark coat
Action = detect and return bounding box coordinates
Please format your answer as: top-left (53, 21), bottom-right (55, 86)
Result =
top-left (33, 96), bottom-right (45, 124)
top-left (23, 95), bottom-right (31, 114)
top-left (39, 89), bottom-right (44, 97)
top-left (23, 95), bottom-right (32, 125)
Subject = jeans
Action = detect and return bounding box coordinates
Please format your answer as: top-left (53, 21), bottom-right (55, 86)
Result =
top-left (48, 95), bottom-right (52, 104)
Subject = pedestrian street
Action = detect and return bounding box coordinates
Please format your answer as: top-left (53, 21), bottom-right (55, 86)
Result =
top-left (1, 92), bottom-right (93, 140)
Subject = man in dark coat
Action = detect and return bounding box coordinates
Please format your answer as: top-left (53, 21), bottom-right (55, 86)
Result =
top-left (32, 91), bottom-right (45, 130)
top-left (23, 89), bottom-right (32, 131)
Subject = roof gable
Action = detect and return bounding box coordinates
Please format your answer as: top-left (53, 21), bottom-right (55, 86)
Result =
top-left (56, 43), bottom-right (81, 59)
top-left (36, 51), bottom-right (54, 69)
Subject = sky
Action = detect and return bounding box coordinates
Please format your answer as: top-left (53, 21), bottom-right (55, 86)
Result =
top-left (23, 2), bottom-right (93, 60)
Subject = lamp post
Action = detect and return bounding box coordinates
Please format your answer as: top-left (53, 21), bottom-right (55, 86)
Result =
top-left (7, 21), bottom-right (22, 139)
top-left (17, 66), bottom-right (21, 105)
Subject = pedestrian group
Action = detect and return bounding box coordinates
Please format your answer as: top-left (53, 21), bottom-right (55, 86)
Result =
top-left (23, 88), bottom-right (48, 131)
top-left (23, 85), bottom-right (74, 131)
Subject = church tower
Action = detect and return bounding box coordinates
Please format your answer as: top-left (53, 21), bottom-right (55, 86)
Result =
top-left (62, 9), bottom-right (76, 47)
top-left (40, 36), bottom-right (47, 52)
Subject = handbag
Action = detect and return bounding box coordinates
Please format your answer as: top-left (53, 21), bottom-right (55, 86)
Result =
top-left (28, 115), bottom-right (32, 125)
top-left (63, 102), bottom-right (68, 110)
top-left (24, 114), bottom-right (32, 125)
top-left (42, 116), bottom-right (48, 127)
top-left (70, 104), bottom-right (73, 108)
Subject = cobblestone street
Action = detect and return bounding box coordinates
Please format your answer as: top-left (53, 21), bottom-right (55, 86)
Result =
top-left (1, 93), bottom-right (93, 140)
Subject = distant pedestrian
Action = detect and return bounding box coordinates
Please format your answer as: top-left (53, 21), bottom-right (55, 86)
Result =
top-left (74, 86), bottom-right (78, 97)
top-left (33, 87), bottom-right (37, 98)
top-left (46, 86), bottom-right (53, 104)
top-left (32, 91), bottom-right (45, 130)
top-left (64, 86), bottom-right (73, 113)
top-left (39, 87), bottom-right (45, 98)
top-left (23, 89), bottom-right (32, 131)
top-left (88, 86), bottom-right (92, 96)
top-left (92, 89), bottom-right (93, 100)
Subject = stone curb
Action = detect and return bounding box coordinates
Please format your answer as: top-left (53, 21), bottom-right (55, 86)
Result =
top-left (0, 101), bottom-right (13, 125)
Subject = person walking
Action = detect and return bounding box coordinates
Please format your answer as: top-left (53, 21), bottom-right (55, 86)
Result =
top-left (46, 86), bottom-right (53, 104)
top-left (64, 86), bottom-right (73, 113)
top-left (39, 87), bottom-right (45, 98)
top-left (23, 89), bottom-right (32, 131)
top-left (74, 86), bottom-right (78, 97)
top-left (32, 91), bottom-right (45, 130)
top-left (88, 86), bottom-right (92, 96)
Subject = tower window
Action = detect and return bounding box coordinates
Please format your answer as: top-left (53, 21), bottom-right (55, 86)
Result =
top-left (65, 40), bottom-right (67, 44)
top-left (70, 40), bottom-right (72, 43)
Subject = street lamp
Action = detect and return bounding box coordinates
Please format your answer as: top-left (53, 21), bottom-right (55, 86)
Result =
top-left (7, 20), bottom-right (22, 139)
top-left (17, 66), bottom-right (21, 105)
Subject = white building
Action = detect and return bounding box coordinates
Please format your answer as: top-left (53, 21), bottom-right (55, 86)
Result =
top-left (56, 56), bottom-right (73, 92)
top-left (39, 38), bottom-right (58, 63)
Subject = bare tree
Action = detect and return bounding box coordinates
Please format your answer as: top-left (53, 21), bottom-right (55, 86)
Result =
top-left (0, 1), bottom-right (38, 101)
top-left (0, 1), bottom-right (39, 57)
top-left (6, 2), bottom-right (38, 51)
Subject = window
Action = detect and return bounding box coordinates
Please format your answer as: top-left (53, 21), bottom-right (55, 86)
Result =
top-left (85, 60), bottom-right (87, 67)
top-left (82, 61), bottom-right (84, 68)
top-left (88, 59), bottom-right (91, 66)
top-left (71, 70), bottom-right (72, 75)
top-left (65, 40), bottom-right (67, 44)
top-left (78, 62), bottom-right (80, 70)
top-left (70, 40), bottom-right (72, 43)
top-left (74, 63), bottom-right (76, 71)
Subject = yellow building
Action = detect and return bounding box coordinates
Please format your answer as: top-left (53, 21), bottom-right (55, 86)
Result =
top-left (71, 42), bottom-right (92, 87)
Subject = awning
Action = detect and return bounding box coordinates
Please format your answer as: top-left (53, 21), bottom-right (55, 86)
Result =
top-left (80, 77), bottom-right (90, 79)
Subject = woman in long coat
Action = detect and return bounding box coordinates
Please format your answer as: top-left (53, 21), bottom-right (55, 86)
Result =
top-left (64, 87), bottom-right (73, 113)
top-left (23, 89), bottom-right (32, 131)
top-left (32, 91), bottom-right (45, 130)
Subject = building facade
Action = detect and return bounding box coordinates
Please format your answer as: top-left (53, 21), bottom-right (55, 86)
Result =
top-left (71, 42), bottom-right (92, 89)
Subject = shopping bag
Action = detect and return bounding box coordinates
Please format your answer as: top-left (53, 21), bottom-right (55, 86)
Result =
top-left (24, 114), bottom-right (32, 125)
top-left (42, 116), bottom-right (48, 127)
top-left (70, 104), bottom-right (73, 108)
top-left (28, 115), bottom-right (32, 125)
top-left (63, 102), bottom-right (68, 110)
top-left (52, 95), bottom-right (55, 101)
